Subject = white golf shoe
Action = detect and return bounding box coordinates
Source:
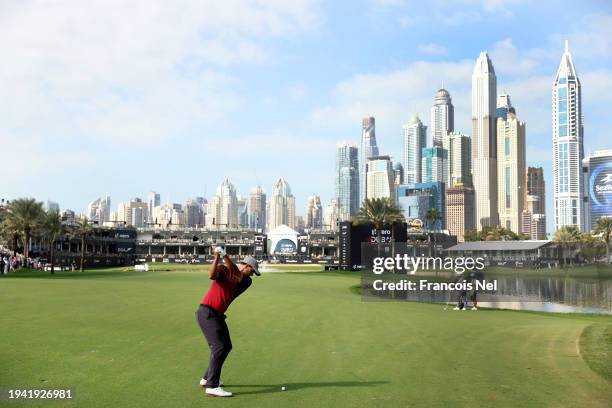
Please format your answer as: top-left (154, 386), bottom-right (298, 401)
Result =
top-left (205, 387), bottom-right (233, 397)
top-left (453, 307), bottom-right (460, 310)
top-left (471, 307), bottom-right (478, 310)
top-left (199, 378), bottom-right (224, 387)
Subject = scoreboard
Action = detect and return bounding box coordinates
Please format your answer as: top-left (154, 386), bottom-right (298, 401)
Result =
top-left (338, 221), bottom-right (408, 270)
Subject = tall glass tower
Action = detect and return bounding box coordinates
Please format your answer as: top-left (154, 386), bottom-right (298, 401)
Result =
top-left (402, 114), bottom-right (427, 184)
top-left (553, 41), bottom-right (584, 231)
top-left (431, 88), bottom-right (454, 148)
top-left (336, 142), bottom-right (359, 220)
top-left (471, 51), bottom-right (498, 229)
top-left (360, 117), bottom-right (379, 206)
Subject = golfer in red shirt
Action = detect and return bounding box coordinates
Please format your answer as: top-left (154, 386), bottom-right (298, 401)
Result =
top-left (196, 248), bottom-right (260, 397)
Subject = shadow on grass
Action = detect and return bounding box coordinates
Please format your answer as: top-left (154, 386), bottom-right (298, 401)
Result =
top-left (579, 322), bottom-right (612, 381)
top-left (223, 380), bottom-right (390, 395)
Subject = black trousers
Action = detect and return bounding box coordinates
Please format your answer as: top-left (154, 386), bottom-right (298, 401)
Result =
top-left (196, 305), bottom-right (232, 388)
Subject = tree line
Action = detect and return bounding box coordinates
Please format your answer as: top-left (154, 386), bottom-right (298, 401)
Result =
top-left (0, 198), bottom-right (94, 273)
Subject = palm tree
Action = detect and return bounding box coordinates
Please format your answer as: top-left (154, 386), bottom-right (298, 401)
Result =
top-left (463, 229), bottom-right (479, 242)
top-left (425, 207), bottom-right (443, 232)
top-left (553, 226), bottom-right (581, 267)
top-left (578, 232), bottom-right (604, 264)
top-left (73, 217), bottom-right (93, 272)
top-left (3, 198), bottom-right (44, 259)
top-left (353, 197), bottom-right (404, 257)
top-left (594, 216), bottom-right (612, 263)
top-left (41, 211), bottom-right (66, 274)
top-left (0, 206), bottom-right (17, 253)
top-left (0, 217), bottom-right (22, 256)
top-left (425, 208), bottom-right (443, 255)
top-left (387, 207), bottom-right (406, 269)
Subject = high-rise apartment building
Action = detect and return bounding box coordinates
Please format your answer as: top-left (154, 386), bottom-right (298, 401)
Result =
top-left (402, 114), bottom-right (427, 184)
top-left (88, 194), bottom-right (111, 224)
top-left (431, 87), bottom-right (454, 148)
top-left (553, 41), bottom-right (585, 231)
top-left (521, 167), bottom-right (547, 239)
top-left (526, 167), bottom-right (546, 214)
top-left (366, 156), bottom-right (395, 203)
top-left (248, 186), bottom-right (266, 231)
top-left (446, 184), bottom-right (475, 242)
top-left (443, 132), bottom-right (472, 187)
top-left (360, 117), bottom-right (379, 204)
top-left (336, 142), bottom-right (359, 221)
top-left (496, 93), bottom-right (526, 233)
top-left (268, 178), bottom-right (296, 230)
top-left (472, 51), bottom-right (498, 229)
top-left (305, 194), bottom-right (323, 229)
top-left (421, 146), bottom-right (448, 184)
top-left (209, 178), bottom-right (239, 229)
top-left (147, 192), bottom-right (161, 223)
top-left (117, 198), bottom-right (148, 228)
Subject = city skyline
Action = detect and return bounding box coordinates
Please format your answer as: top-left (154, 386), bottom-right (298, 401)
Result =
top-left (2, 1), bottom-right (611, 235)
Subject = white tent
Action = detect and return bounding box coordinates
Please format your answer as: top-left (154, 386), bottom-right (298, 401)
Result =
top-left (267, 224), bottom-right (299, 255)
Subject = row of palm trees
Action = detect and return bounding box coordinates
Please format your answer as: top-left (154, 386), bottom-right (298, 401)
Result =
top-left (552, 219), bottom-right (612, 265)
top-left (0, 198), bottom-right (94, 273)
top-left (464, 225), bottom-right (528, 241)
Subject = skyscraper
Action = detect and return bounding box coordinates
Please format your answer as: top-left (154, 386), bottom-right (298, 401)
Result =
top-left (209, 178), bottom-right (239, 228)
top-left (421, 146), bottom-right (447, 184)
top-left (402, 114), bottom-right (427, 184)
top-left (553, 41), bottom-right (584, 231)
top-left (117, 198), bottom-right (148, 227)
top-left (472, 51), bottom-right (498, 229)
top-left (147, 192), bottom-right (161, 223)
top-left (366, 156), bottom-right (395, 203)
top-left (446, 184), bottom-right (475, 242)
top-left (443, 132), bottom-right (472, 187)
top-left (393, 162), bottom-right (404, 187)
top-left (521, 167), bottom-right (547, 239)
top-left (88, 194), bottom-right (111, 224)
top-left (496, 93), bottom-right (526, 233)
top-left (305, 194), bottom-right (323, 229)
top-left (526, 167), bottom-right (546, 215)
top-left (323, 199), bottom-right (341, 231)
top-left (360, 117), bottom-right (379, 204)
top-left (431, 87), bottom-right (454, 148)
top-left (184, 199), bottom-right (203, 228)
top-left (248, 186), bottom-right (266, 231)
top-left (237, 196), bottom-right (248, 228)
top-left (268, 178), bottom-right (296, 230)
top-left (44, 200), bottom-right (60, 213)
top-left (336, 142), bottom-right (359, 220)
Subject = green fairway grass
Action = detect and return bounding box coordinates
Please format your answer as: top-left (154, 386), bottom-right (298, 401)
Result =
top-left (1, 266), bottom-right (611, 407)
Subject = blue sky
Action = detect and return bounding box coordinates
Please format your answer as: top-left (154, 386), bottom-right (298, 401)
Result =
top-left (1, 0), bottom-right (611, 234)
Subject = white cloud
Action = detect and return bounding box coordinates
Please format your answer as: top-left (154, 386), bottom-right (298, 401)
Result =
top-left (418, 43), bottom-right (448, 56)
top-left (0, 0), bottom-right (321, 147)
top-left (436, 10), bottom-right (481, 25)
top-left (286, 84), bottom-right (309, 101)
top-left (397, 15), bottom-right (420, 27)
top-left (551, 13), bottom-right (612, 60)
top-left (489, 38), bottom-right (543, 76)
top-left (370, 0), bottom-right (406, 6)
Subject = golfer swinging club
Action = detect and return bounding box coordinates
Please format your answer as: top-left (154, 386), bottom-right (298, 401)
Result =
top-left (196, 247), bottom-right (260, 397)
